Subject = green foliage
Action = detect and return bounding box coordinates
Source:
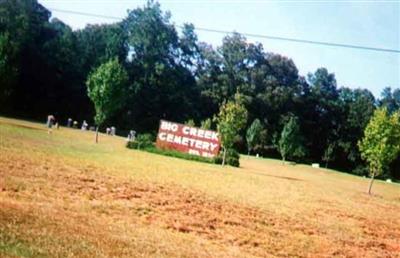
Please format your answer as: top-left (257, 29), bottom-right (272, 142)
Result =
top-left (200, 118), bottom-right (212, 130)
top-left (140, 147), bottom-right (215, 164)
top-left (215, 93), bottom-right (248, 150)
top-left (246, 119), bottom-right (263, 155)
top-left (76, 23), bottom-right (128, 74)
top-left (337, 88), bottom-right (376, 168)
top-left (0, 32), bottom-right (17, 106)
top-left (214, 148), bottom-right (240, 167)
top-left (0, 0), bottom-right (54, 115)
top-left (379, 87), bottom-right (400, 114)
top-left (1, 0), bottom-right (399, 179)
top-left (179, 23), bottom-right (201, 70)
top-left (352, 165), bottom-right (369, 177)
top-left (0, 231), bottom-right (45, 258)
top-left (305, 68), bottom-right (340, 164)
top-left (322, 143), bottom-right (335, 168)
top-left (214, 93), bottom-right (248, 165)
top-left (126, 133), bottom-right (155, 149)
top-left (121, 1), bottom-right (199, 131)
top-left (278, 116), bottom-right (306, 162)
top-left (86, 58), bottom-right (128, 126)
top-left (358, 108), bottom-right (400, 177)
top-left (308, 68), bottom-right (337, 98)
top-left (126, 137), bottom-right (216, 164)
top-left (126, 144), bottom-right (239, 167)
top-left (185, 119), bottom-right (196, 127)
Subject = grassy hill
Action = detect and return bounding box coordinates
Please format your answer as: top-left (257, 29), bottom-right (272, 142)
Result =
top-left (1, 117), bottom-right (399, 257)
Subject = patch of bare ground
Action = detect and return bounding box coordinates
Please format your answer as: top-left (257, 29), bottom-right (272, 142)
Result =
top-left (1, 148), bottom-right (399, 257)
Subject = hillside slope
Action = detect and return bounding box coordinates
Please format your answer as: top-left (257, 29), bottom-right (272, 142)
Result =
top-left (0, 117), bottom-right (399, 257)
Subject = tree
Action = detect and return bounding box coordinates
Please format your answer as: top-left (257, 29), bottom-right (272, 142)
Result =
top-left (0, 32), bottom-right (17, 109)
top-left (184, 119), bottom-right (195, 127)
top-left (179, 23), bottom-right (201, 73)
top-left (215, 93), bottom-right (248, 166)
top-left (2, 0), bottom-right (400, 179)
top-left (86, 58), bottom-right (128, 143)
top-left (322, 143), bottom-right (335, 168)
top-left (246, 118), bottom-right (263, 155)
top-left (76, 23), bottom-right (128, 75)
top-left (0, 0), bottom-right (54, 116)
top-left (197, 42), bottom-right (225, 118)
top-left (379, 87), bottom-right (399, 114)
top-left (335, 88), bottom-right (376, 172)
top-left (305, 68), bottom-right (340, 163)
top-left (200, 118), bottom-right (212, 130)
top-left (358, 108), bottom-right (400, 194)
top-left (41, 18), bottom-right (91, 121)
top-left (122, 1), bottom-right (199, 131)
top-left (278, 116), bottom-right (306, 162)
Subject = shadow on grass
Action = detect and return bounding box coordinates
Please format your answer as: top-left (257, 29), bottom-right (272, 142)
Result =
top-left (244, 170), bottom-right (304, 182)
top-left (0, 120), bottom-right (45, 131)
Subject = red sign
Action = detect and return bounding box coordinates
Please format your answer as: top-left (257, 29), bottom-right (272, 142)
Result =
top-left (156, 120), bottom-right (221, 158)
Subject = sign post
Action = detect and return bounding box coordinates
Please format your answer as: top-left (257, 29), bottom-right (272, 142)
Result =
top-left (156, 120), bottom-right (221, 158)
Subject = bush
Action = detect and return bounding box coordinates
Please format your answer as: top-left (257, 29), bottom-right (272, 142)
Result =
top-left (126, 135), bottom-right (240, 167)
top-left (126, 133), bottom-right (154, 149)
top-left (145, 147), bottom-right (215, 164)
top-left (352, 165), bottom-right (369, 177)
top-left (214, 148), bottom-right (240, 167)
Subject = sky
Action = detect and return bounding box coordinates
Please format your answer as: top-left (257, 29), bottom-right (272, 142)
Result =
top-left (39, 0), bottom-right (400, 98)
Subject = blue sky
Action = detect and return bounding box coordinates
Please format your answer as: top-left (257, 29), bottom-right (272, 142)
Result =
top-left (39, 0), bottom-right (399, 97)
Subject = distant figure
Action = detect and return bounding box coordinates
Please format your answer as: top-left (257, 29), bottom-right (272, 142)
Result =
top-left (111, 126), bottom-right (116, 136)
top-left (55, 122), bottom-right (59, 130)
top-left (81, 120), bottom-right (88, 130)
top-left (73, 121), bottom-right (78, 128)
top-left (127, 130), bottom-right (136, 141)
top-left (46, 115), bottom-right (55, 134)
top-left (67, 118), bottom-right (72, 127)
top-left (106, 127), bottom-right (111, 135)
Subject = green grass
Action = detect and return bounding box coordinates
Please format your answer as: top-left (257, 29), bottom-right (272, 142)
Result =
top-left (1, 117), bottom-right (399, 257)
top-left (0, 232), bottom-right (46, 258)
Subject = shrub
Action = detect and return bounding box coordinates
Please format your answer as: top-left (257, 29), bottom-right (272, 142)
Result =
top-left (145, 147), bottom-right (215, 164)
top-left (214, 148), bottom-right (240, 167)
top-left (126, 135), bottom-right (240, 167)
top-left (126, 133), bottom-right (155, 149)
top-left (352, 165), bottom-right (369, 177)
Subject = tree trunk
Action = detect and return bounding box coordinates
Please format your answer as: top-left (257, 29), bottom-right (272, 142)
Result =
top-left (325, 161), bottom-right (329, 168)
top-left (95, 126), bottom-right (99, 143)
top-left (222, 147), bottom-right (226, 166)
top-left (282, 156), bottom-right (285, 164)
top-left (247, 149), bottom-right (250, 156)
top-left (368, 171), bottom-right (375, 195)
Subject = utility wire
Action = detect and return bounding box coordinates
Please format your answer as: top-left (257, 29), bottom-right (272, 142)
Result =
top-left (49, 8), bottom-right (400, 54)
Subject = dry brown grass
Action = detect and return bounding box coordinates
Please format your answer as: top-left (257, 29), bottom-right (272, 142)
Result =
top-left (0, 117), bottom-right (399, 257)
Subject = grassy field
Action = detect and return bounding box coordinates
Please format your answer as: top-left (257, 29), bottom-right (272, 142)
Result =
top-left (0, 117), bottom-right (399, 258)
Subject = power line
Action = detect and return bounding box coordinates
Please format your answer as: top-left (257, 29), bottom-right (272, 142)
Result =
top-left (49, 8), bottom-right (400, 54)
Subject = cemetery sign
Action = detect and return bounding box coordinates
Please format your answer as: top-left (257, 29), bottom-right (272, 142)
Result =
top-left (156, 120), bottom-right (221, 158)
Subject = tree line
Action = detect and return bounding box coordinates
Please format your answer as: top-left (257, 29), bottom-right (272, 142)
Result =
top-left (1, 0), bottom-right (399, 179)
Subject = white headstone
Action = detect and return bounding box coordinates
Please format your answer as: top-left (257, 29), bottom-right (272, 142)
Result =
top-left (311, 163), bottom-right (320, 168)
